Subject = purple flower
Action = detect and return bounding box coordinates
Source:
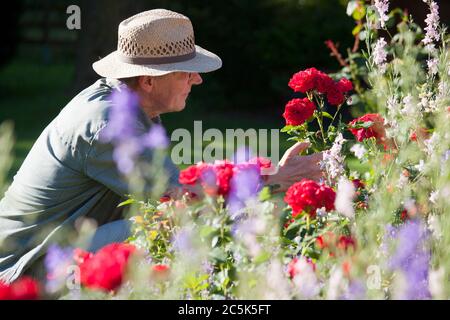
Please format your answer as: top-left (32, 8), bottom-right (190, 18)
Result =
top-left (374, 0), bottom-right (390, 28)
top-left (44, 244), bottom-right (74, 293)
top-left (227, 164), bottom-right (262, 217)
top-left (142, 124), bottom-right (169, 149)
top-left (341, 280), bottom-right (366, 300)
top-left (422, 1), bottom-right (440, 52)
top-left (171, 227), bottom-right (196, 258)
top-left (101, 87), bottom-right (140, 143)
top-left (389, 220), bottom-right (431, 299)
top-left (112, 138), bottom-right (143, 174)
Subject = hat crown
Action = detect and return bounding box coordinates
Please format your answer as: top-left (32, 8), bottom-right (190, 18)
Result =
top-left (117, 9), bottom-right (195, 59)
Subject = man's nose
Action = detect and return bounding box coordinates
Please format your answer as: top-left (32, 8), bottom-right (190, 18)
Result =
top-left (190, 73), bottom-right (203, 85)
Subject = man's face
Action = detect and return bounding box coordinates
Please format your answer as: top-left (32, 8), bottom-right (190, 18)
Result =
top-left (143, 72), bottom-right (203, 115)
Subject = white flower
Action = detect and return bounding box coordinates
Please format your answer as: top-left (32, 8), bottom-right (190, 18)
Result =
top-left (442, 150), bottom-right (450, 163)
top-left (429, 190), bottom-right (439, 204)
top-left (291, 257), bottom-right (320, 299)
top-left (424, 132), bottom-right (439, 156)
top-left (414, 160), bottom-right (425, 173)
top-left (335, 177), bottom-right (355, 219)
top-left (264, 261), bottom-right (291, 299)
top-left (400, 95), bottom-right (416, 116)
top-left (427, 214), bottom-right (442, 239)
top-left (427, 58), bottom-right (439, 75)
top-left (397, 172), bottom-right (409, 188)
top-left (429, 268), bottom-right (445, 299)
top-left (422, 1), bottom-right (440, 52)
top-left (350, 144), bottom-right (367, 160)
top-left (373, 38), bottom-right (388, 73)
top-left (327, 266), bottom-right (347, 300)
top-left (320, 133), bottom-right (346, 181)
top-left (374, 0), bottom-right (390, 28)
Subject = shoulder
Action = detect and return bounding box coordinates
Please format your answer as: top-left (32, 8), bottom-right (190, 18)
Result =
top-left (53, 78), bottom-right (127, 144)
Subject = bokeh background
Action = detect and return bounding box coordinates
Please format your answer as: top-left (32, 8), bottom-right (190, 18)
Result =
top-left (1, 0), bottom-right (449, 182)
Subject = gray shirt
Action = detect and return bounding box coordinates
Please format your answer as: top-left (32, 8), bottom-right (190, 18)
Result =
top-left (0, 78), bottom-right (179, 283)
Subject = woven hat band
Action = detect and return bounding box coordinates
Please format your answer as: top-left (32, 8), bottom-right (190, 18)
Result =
top-left (117, 51), bottom-right (196, 65)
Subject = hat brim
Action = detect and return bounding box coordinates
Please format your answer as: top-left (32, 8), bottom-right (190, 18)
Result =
top-left (92, 45), bottom-right (222, 78)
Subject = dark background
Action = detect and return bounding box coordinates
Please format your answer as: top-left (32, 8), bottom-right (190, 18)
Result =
top-left (1, 0), bottom-right (449, 179)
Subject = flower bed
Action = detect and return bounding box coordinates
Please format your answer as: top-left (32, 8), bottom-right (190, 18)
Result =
top-left (2, 0), bottom-right (449, 300)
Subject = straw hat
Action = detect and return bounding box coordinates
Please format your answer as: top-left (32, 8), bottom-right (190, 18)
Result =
top-left (92, 9), bottom-right (222, 78)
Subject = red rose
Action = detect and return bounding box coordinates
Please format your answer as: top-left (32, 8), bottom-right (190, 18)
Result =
top-left (179, 165), bottom-right (201, 185)
top-left (288, 68), bottom-right (319, 93)
top-left (213, 160), bottom-right (234, 196)
top-left (337, 235), bottom-right (356, 252)
top-left (0, 277), bottom-right (40, 300)
top-left (348, 113), bottom-right (387, 146)
top-left (326, 85), bottom-right (345, 106)
top-left (336, 77), bottom-right (353, 93)
top-left (284, 179), bottom-right (336, 218)
top-left (316, 71), bottom-right (335, 94)
top-left (283, 98), bottom-right (316, 126)
top-left (77, 243), bottom-right (137, 292)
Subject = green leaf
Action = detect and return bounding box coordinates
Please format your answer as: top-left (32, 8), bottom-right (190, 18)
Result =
top-left (209, 247), bottom-right (227, 263)
top-left (280, 125), bottom-right (294, 133)
top-left (322, 111), bottom-right (334, 120)
top-left (118, 198), bottom-right (135, 207)
top-left (259, 186), bottom-right (272, 201)
top-left (254, 251), bottom-right (271, 264)
top-left (200, 226), bottom-right (216, 238)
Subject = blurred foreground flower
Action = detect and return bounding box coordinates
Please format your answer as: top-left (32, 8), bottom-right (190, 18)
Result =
top-left (0, 276), bottom-right (40, 300)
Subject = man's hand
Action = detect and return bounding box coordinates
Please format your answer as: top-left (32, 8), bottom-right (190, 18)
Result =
top-left (265, 142), bottom-right (323, 193)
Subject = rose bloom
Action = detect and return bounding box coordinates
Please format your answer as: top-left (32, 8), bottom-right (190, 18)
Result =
top-left (337, 235), bottom-right (357, 252)
top-left (288, 68), bottom-right (320, 93)
top-left (76, 243), bottom-right (137, 292)
top-left (212, 160), bottom-right (234, 196)
top-left (316, 71), bottom-right (335, 94)
top-left (348, 113), bottom-right (387, 146)
top-left (179, 165), bottom-right (202, 185)
top-left (284, 179), bottom-right (336, 218)
top-left (326, 85), bottom-right (345, 106)
top-left (336, 78), bottom-right (353, 93)
top-left (0, 276), bottom-right (40, 300)
top-left (282, 98), bottom-right (316, 126)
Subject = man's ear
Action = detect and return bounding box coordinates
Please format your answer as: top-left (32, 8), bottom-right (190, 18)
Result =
top-left (137, 76), bottom-right (154, 93)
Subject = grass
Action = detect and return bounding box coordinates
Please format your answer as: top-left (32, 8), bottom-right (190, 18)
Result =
top-left (0, 59), bottom-right (293, 183)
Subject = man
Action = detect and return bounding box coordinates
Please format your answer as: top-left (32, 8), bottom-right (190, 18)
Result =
top-left (0, 9), bottom-right (322, 284)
